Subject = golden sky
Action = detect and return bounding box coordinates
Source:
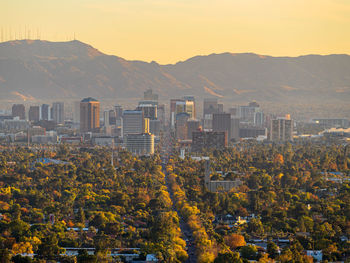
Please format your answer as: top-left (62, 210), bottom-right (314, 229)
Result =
top-left (1, 0), bottom-right (350, 64)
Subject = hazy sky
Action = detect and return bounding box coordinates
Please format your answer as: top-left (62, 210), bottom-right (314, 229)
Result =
top-left (1, 0), bottom-right (350, 64)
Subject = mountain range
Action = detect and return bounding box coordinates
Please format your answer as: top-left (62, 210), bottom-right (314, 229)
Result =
top-left (0, 40), bottom-right (350, 105)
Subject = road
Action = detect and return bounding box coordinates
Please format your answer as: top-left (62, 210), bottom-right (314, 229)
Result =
top-left (160, 132), bottom-right (197, 263)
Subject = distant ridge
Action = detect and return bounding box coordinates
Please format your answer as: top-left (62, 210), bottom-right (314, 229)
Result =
top-left (0, 39), bottom-right (349, 105)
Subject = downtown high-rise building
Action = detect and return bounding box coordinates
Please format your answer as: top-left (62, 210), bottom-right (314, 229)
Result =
top-left (80, 98), bottom-right (100, 133)
top-left (122, 110), bottom-right (144, 137)
top-left (175, 112), bottom-right (190, 140)
top-left (125, 133), bottom-right (154, 155)
top-left (12, 104), bottom-right (25, 120)
top-left (203, 98), bottom-right (224, 130)
top-left (52, 102), bottom-right (64, 124)
top-left (137, 103), bottom-right (157, 120)
top-left (187, 119), bottom-right (201, 140)
top-left (192, 130), bottom-right (227, 152)
top-left (28, 106), bottom-right (40, 122)
top-left (170, 98), bottom-right (195, 128)
top-left (269, 117), bottom-right (293, 142)
top-left (143, 89), bottom-right (158, 101)
top-left (212, 113), bottom-right (240, 142)
top-left (40, 104), bottom-right (50, 121)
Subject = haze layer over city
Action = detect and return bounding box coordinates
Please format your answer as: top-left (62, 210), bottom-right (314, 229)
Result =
top-left (0, 0), bottom-right (349, 262)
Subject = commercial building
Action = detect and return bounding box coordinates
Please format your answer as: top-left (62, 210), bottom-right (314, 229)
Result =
top-left (12, 104), bottom-right (25, 120)
top-left (144, 89), bottom-right (158, 101)
top-left (230, 117), bottom-right (240, 141)
top-left (312, 118), bottom-right (349, 128)
top-left (150, 119), bottom-right (161, 136)
top-left (32, 135), bottom-right (58, 144)
top-left (52, 102), bottom-right (64, 124)
top-left (212, 113), bottom-right (240, 142)
top-left (137, 104), bottom-right (157, 120)
top-left (203, 98), bottom-right (224, 130)
top-left (269, 117), bottom-right (293, 142)
top-left (92, 136), bottom-right (116, 146)
top-left (212, 112), bottom-right (230, 137)
top-left (122, 110), bottom-right (144, 137)
top-left (183, 95), bottom-right (196, 120)
top-left (203, 98), bottom-right (219, 116)
top-left (40, 104), bottom-right (50, 121)
top-left (229, 107), bottom-right (238, 117)
top-left (80, 98), bottom-right (100, 133)
top-left (157, 104), bottom-right (165, 127)
top-left (114, 105), bottom-right (123, 126)
top-left (187, 119), bottom-right (201, 140)
top-left (239, 126), bottom-right (267, 138)
top-left (125, 133), bottom-right (154, 155)
top-left (175, 112), bottom-right (190, 140)
top-left (239, 102), bottom-right (261, 124)
top-left (28, 126), bottom-right (46, 141)
top-left (28, 106), bottom-right (40, 122)
top-left (0, 118), bottom-right (29, 131)
top-left (192, 131), bottom-right (227, 152)
top-left (170, 98), bottom-right (195, 128)
top-left (254, 111), bottom-right (264, 126)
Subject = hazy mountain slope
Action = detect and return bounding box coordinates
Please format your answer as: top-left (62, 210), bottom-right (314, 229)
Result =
top-left (0, 40), bottom-right (349, 104)
top-left (164, 53), bottom-right (350, 103)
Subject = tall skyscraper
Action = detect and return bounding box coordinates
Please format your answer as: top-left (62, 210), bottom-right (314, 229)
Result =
top-left (187, 119), bottom-right (201, 140)
top-left (40, 104), bottom-right (50, 121)
top-left (213, 113), bottom-right (240, 142)
top-left (175, 112), bottom-right (190, 140)
top-left (52, 102), bottom-right (64, 124)
top-left (203, 98), bottom-right (223, 130)
top-left (114, 105), bottom-right (123, 126)
top-left (103, 110), bottom-right (110, 127)
top-left (203, 98), bottom-right (219, 117)
top-left (108, 109), bottom-right (117, 125)
top-left (137, 103), bottom-right (157, 120)
top-left (143, 89), bottom-right (158, 101)
top-left (239, 101), bottom-right (261, 124)
top-left (12, 104), bottom-right (25, 120)
top-left (183, 95), bottom-right (196, 119)
top-left (80, 98), bottom-right (100, 133)
top-left (122, 110), bottom-right (144, 137)
top-left (229, 107), bottom-right (238, 117)
top-left (212, 112), bottom-right (231, 138)
top-left (254, 111), bottom-right (264, 126)
top-left (28, 106), bottom-right (40, 122)
top-left (269, 117), bottom-right (293, 141)
top-left (157, 104), bottom-right (165, 127)
top-left (170, 98), bottom-right (195, 128)
top-left (230, 117), bottom-right (240, 141)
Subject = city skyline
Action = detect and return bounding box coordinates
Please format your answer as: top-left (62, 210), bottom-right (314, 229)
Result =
top-left (2, 0), bottom-right (350, 64)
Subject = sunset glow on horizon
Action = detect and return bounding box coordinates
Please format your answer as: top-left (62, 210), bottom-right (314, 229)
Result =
top-left (1, 0), bottom-right (350, 64)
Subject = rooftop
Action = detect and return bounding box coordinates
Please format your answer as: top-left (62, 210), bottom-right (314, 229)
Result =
top-left (81, 97), bottom-right (99, 102)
